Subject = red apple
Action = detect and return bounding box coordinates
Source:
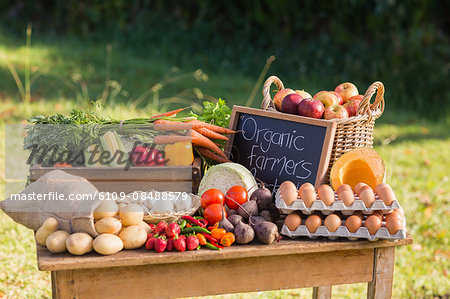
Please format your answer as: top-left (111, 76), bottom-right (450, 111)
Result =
top-left (273, 89), bottom-right (295, 111)
top-left (348, 95), bottom-right (364, 103)
top-left (324, 104), bottom-right (349, 120)
top-left (331, 91), bottom-right (344, 105)
top-left (282, 94), bottom-right (304, 114)
top-left (315, 91), bottom-right (339, 108)
top-left (297, 98), bottom-right (325, 119)
top-left (343, 98), bottom-right (362, 117)
top-left (335, 82), bottom-right (359, 103)
top-left (313, 90), bottom-right (327, 100)
top-left (295, 90), bottom-right (312, 99)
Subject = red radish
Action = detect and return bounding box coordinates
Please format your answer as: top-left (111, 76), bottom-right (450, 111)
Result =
top-left (173, 237), bottom-right (186, 252)
top-left (165, 223), bottom-right (181, 238)
top-left (166, 238), bottom-right (174, 251)
top-left (155, 238), bottom-right (167, 253)
top-left (145, 237), bottom-right (157, 250)
top-left (155, 221), bottom-right (168, 235)
top-left (186, 235), bottom-right (200, 251)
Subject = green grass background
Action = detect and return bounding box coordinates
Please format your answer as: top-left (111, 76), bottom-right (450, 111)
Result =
top-left (0, 33), bottom-right (449, 298)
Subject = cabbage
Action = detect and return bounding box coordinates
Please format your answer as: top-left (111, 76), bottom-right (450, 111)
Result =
top-left (198, 163), bottom-right (258, 196)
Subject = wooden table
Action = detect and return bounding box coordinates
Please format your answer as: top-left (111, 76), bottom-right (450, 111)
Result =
top-left (37, 236), bottom-right (412, 299)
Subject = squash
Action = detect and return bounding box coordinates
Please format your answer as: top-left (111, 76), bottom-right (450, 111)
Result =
top-left (164, 142), bottom-right (194, 166)
top-left (330, 148), bottom-right (385, 191)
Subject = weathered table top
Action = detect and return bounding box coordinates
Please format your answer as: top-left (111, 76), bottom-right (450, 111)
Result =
top-left (37, 235), bottom-right (413, 271)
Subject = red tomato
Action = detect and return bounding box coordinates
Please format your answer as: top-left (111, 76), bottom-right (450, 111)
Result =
top-left (203, 203), bottom-right (227, 225)
top-left (225, 185), bottom-right (248, 210)
top-left (201, 189), bottom-right (225, 209)
top-left (53, 162), bottom-right (72, 167)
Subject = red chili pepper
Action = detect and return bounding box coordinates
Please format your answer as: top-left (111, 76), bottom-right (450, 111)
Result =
top-left (150, 107), bottom-right (189, 119)
top-left (208, 240), bottom-right (224, 249)
top-left (201, 232), bottom-right (219, 244)
top-left (181, 215), bottom-right (207, 227)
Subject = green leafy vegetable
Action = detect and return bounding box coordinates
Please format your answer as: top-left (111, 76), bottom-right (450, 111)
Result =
top-left (190, 99), bottom-right (232, 128)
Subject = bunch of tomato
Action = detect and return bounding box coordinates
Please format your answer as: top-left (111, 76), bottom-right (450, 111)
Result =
top-left (200, 185), bottom-right (248, 225)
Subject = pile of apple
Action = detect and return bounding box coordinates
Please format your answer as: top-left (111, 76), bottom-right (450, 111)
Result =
top-left (273, 82), bottom-right (363, 120)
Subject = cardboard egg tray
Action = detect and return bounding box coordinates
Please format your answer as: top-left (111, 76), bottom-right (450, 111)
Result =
top-left (280, 221), bottom-right (407, 241)
top-left (275, 189), bottom-right (400, 215)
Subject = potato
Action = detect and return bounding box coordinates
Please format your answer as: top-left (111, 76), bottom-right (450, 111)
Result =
top-left (46, 231), bottom-right (70, 253)
top-left (66, 233), bottom-right (93, 255)
top-left (36, 217), bottom-right (58, 246)
top-left (94, 200), bottom-right (119, 220)
top-left (138, 221), bottom-right (152, 234)
top-left (119, 225), bottom-right (147, 249)
top-left (95, 217), bottom-right (122, 235)
top-left (119, 203), bottom-right (144, 226)
top-left (93, 234), bottom-right (123, 255)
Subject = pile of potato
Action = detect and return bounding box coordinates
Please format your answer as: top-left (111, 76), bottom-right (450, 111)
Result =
top-left (36, 200), bottom-right (152, 256)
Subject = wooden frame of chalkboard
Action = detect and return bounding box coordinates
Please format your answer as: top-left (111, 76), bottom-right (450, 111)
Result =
top-left (225, 106), bottom-right (337, 191)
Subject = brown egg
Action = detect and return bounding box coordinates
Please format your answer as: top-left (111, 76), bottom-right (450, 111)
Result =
top-left (385, 209), bottom-right (403, 222)
top-left (353, 211), bottom-right (364, 220)
top-left (365, 215), bottom-right (382, 235)
top-left (300, 188), bottom-right (317, 208)
top-left (281, 183), bottom-right (298, 206)
top-left (374, 183), bottom-right (391, 195)
top-left (371, 210), bottom-right (384, 220)
top-left (305, 214), bottom-right (322, 233)
top-left (324, 214), bottom-right (341, 232)
top-left (376, 185), bottom-right (396, 206)
top-left (318, 185), bottom-right (335, 206)
top-left (337, 184), bottom-right (352, 194)
top-left (385, 216), bottom-right (403, 234)
top-left (359, 188), bottom-right (375, 208)
top-left (357, 185), bottom-right (372, 198)
top-left (298, 182), bottom-right (315, 195)
top-left (284, 213), bottom-right (302, 231)
top-left (338, 190), bottom-right (355, 206)
top-left (345, 214), bottom-right (362, 233)
top-left (354, 182), bottom-right (368, 195)
top-left (279, 181), bottom-right (297, 193)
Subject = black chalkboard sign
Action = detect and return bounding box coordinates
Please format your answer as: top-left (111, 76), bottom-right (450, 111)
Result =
top-left (225, 106), bottom-right (336, 193)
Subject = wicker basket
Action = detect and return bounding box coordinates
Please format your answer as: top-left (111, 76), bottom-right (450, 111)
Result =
top-left (262, 76), bottom-right (385, 183)
top-left (119, 190), bottom-right (201, 224)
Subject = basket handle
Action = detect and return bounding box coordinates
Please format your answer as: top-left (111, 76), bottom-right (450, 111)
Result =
top-left (357, 81), bottom-right (385, 123)
top-left (262, 75), bottom-right (285, 110)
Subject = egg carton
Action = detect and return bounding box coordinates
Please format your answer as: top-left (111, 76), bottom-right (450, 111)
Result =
top-left (275, 189), bottom-right (400, 215)
top-left (281, 223), bottom-right (407, 242)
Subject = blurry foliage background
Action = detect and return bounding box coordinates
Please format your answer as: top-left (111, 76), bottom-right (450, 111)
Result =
top-left (0, 0), bottom-right (448, 120)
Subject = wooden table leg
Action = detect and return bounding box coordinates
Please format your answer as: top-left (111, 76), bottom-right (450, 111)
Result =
top-left (313, 286), bottom-right (332, 299)
top-left (367, 247), bottom-right (395, 299)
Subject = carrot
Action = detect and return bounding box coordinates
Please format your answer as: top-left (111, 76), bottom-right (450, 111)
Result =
top-left (150, 107), bottom-right (189, 119)
top-left (153, 119), bottom-right (193, 131)
top-left (191, 130), bottom-right (227, 159)
top-left (188, 120), bottom-right (235, 134)
top-left (153, 135), bottom-right (193, 144)
top-left (196, 147), bottom-right (230, 163)
top-left (193, 127), bottom-right (228, 141)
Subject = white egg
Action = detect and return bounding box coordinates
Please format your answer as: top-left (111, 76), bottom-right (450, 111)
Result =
top-left (174, 195), bottom-right (192, 212)
top-left (150, 199), bottom-right (174, 213)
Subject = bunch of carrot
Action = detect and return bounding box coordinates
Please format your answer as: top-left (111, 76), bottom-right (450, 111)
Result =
top-left (150, 108), bottom-right (235, 163)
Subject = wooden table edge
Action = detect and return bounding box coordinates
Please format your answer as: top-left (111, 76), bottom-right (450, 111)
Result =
top-left (37, 235), bottom-right (412, 271)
